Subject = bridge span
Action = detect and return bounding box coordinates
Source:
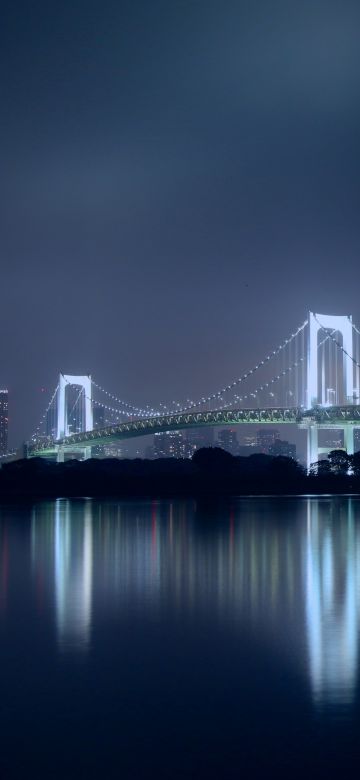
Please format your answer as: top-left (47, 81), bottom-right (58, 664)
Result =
top-left (26, 311), bottom-right (360, 470)
top-left (28, 405), bottom-right (360, 464)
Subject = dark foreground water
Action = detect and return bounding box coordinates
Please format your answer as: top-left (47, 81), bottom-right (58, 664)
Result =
top-left (1, 497), bottom-right (360, 777)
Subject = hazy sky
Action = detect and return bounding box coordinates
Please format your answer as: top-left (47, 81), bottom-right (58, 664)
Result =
top-left (2, 0), bottom-right (360, 445)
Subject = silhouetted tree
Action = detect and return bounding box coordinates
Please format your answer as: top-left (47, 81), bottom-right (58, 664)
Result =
top-left (328, 449), bottom-right (350, 475)
top-left (268, 455), bottom-right (304, 478)
top-left (351, 451), bottom-right (360, 478)
top-left (309, 460), bottom-right (331, 477)
top-left (192, 447), bottom-right (234, 471)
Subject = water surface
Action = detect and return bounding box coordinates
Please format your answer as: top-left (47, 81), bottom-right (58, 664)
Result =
top-left (0, 497), bottom-right (360, 777)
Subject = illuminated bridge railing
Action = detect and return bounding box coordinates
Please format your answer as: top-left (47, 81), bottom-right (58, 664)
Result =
top-left (29, 407), bottom-right (303, 455)
top-left (306, 405), bottom-right (360, 425)
top-left (28, 405), bottom-right (360, 456)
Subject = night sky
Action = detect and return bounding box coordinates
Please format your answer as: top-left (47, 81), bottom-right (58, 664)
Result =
top-left (2, 0), bottom-right (360, 446)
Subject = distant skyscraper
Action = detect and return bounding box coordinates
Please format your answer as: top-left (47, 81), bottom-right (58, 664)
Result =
top-left (153, 431), bottom-right (185, 458)
top-left (184, 427), bottom-right (214, 457)
top-left (241, 433), bottom-right (257, 448)
top-left (0, 390), bottom-right (9, 454)
top-left (103, 443), bottom-right (125, 458)
top-left (256, 429), bottom-right (280, 454)
top-left (150, 428), bottom-right (215, 459)
top-left (217, 429), bottom-right (239, 455)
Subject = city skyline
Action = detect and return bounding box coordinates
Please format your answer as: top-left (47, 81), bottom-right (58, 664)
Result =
top-left (2, 310), bottom-right (360, 466)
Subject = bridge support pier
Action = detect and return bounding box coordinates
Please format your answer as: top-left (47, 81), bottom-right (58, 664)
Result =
top-left (306, 424), bottom-right (356, 472)
top-left (344, 427), bottom-right (354, 457)
top-left (56, 446), bottom-right (91, 462)
top-left (307, 426), bottom-right (318, 472)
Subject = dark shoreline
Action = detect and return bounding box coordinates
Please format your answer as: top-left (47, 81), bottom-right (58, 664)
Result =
top-left (1, 447), bottom-right (360, 500)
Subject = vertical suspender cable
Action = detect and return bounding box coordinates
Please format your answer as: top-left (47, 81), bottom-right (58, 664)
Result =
top-left (322, 331), bottom-right (325, 404)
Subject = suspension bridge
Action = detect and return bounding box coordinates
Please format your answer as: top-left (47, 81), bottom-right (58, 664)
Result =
top-left (27, 311), bottom-right (360, 469)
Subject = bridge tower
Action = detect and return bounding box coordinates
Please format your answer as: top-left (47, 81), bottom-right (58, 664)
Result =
top-left (307, 312), bottom-right (353, 408)
top-left (56, 375), bottom-right (93, 459)
top-left (306, 312), bottom-right (356, 470)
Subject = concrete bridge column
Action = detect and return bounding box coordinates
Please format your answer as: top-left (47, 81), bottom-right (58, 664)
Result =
top-left (344, 426), bottom-right (354, 456)
top-left (307, 426), bottom-right (318, 472)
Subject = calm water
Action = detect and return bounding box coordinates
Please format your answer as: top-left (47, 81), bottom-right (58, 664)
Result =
top-left (1, 497), bottom-right (360, 777)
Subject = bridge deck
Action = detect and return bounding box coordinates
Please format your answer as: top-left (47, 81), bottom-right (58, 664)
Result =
top-left (28, 405), bottom-right (360, 456)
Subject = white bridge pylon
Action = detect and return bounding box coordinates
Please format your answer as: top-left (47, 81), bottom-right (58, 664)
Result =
top-left (57, 374), bottom-right (93, 441)
top-left (306, 311), bottom-right (359, 470)
top-left (307, 311), bottom-right (354, 408)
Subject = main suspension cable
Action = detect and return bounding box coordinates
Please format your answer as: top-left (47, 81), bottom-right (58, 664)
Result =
top-left (168, 320), bottom-right (309, 414)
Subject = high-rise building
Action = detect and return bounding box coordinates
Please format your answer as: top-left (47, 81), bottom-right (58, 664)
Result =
top-left (153, 431), bottom-right (185, 459)
top-left (241, 433), bottom-right (257, 448)
top-left (150, 428), bottom-right (215, 459)
top-left (237, 431), bottom-right (262, 456)
top-left (0, 390), bottom-right (9, 455)
top-left (256, 429), bottom-right (280, 454)
top-left (217, 429), bottom-right (239, 455)
top-left (183, 427), bottom-right (214, 458)
top-left (103, 444), bottom-right (125, 458)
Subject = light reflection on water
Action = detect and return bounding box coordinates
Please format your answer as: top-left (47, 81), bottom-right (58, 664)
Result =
top-left (25, 496), bottom-right (360, 709)
top-left (305, 498), bottom-right (360, 706)
top-left (53, 500), bottom-right (93, 651)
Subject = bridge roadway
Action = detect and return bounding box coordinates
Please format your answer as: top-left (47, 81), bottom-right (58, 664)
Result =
top-left (28, 405), bottom-right (360, 457)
